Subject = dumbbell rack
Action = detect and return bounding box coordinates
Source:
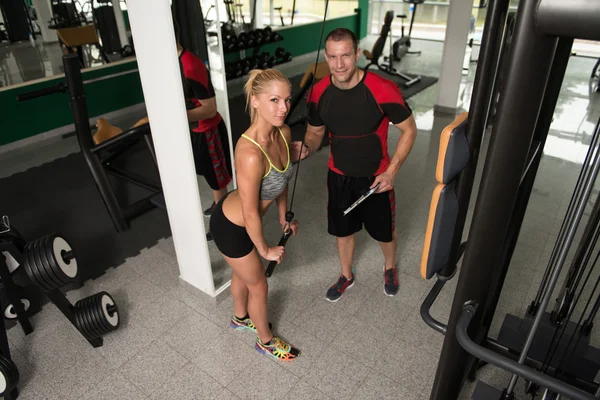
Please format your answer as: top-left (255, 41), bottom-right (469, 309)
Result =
top-left (223, 27), bottom-right (292, 81)
top-left (0, 215), bottom-right (121, 398)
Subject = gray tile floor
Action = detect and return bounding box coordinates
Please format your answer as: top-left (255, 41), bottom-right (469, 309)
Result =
top-left (1, 37), bottom-right (600, 400)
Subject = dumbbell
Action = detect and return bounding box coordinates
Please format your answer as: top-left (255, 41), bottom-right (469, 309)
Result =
top-left (262, 26), bottom-right (272, 42)
top-left (241, 58), bottom-right (252, 74)
top-left (275, 47), bottom-right (285, 58)
top-left (237, 32), bottom-right (248, 49)
top-left (272, 32), bottom-right (283, 42)
top-left (267, 56), bottom-right (277, 68)
top-left (253, 29), bottom-right (264, 45)
top-left (283, 52), bottom-right (292, 62)
top-left (224, 36), bottom-right (237, 52)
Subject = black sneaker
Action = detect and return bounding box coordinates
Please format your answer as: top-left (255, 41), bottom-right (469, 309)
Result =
top-left (384, 265), bottom-right (399, 296)
top-left (326, 273), bottom-right (355, 302)
top-left (206, 231), bottom-right (214, 242)
top-left (203, 202), bottom-right (216, 216)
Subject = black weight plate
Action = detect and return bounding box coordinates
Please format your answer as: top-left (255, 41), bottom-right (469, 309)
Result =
top-left (75, 297), bottom-right (99, 339)
top-left (24, 241), bottom-right (52, 291)
top-left (38, 235), bottom-right (65, 289)
top-left (34, 236), bottom-right (63, 290)
top-left (95, 292), bottom-right (118, 333)
top-left (0, 355), bottom-right (18, 395)
top-left (86, 293), bottom-right (109, 335)
top-left (22, 244), bottom-right (39, 287)
top-left (98, 292), bottom-right (119, 331)
top-left (51, 235), bottom-right (78, 283)
top-left (45, 234), bottom-right (78, 286)
top-left (80, 296), bottom-right (104, 338)
top-left (74, 304), bottom-right (89, 337)
top-left (0, 285), bottom-right (28, 320)
top-left (86, 294), bottom-right (109, 336)
top-left (42, 235), bottom-right (72, 287)
top-left (0, 359), bottom-right (10, 395)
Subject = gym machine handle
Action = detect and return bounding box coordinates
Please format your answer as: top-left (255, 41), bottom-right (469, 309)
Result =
top-left (420, 278), bottom-right (448, 334)
top-left (16, 82), bottom-right (66, 102)
top-left (456, 303), bottom-right (597, 400)
top-left (264, 230), bottom-right (292, 277)
top-left (420, 241), bottom-right (464, 335)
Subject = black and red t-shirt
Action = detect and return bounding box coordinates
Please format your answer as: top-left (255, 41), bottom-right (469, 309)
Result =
top-left (308, 71), bottom-right (412, 177)
top-left (178, 49), bottom-right (222, 133)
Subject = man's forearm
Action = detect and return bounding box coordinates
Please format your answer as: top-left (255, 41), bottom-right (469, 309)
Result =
top-left (304, 130), bottom-right (323, 156)
top-left (187, 106), bottom-right (216, 123)
top-left (387, 128), bottom-right (417, 176)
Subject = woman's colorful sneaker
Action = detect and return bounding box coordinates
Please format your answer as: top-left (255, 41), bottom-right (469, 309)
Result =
top-left (230, 315), bottom-right (271, 332)
top-left (255, 336), bottom-right (300, 361)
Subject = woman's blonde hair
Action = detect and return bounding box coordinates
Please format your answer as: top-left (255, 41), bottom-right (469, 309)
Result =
top-left (244, 69), bottom-right (291, 123)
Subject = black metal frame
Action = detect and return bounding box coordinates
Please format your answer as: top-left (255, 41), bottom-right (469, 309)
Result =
top-left (0, 221), bottom-right (103, 348)
top-left (16, 53), bottom-right (162, 233)
top-left (424, 0), bottom-right (600, 398)
top-left (457, 304), bottom-right (597, 400)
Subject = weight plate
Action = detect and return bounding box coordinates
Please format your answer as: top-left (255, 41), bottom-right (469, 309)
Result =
top-left (0, 355), bottom-right (18, 395)
top-left (78, 296), bottom-right (103, 339)
top-left (50, 235), bottom-right (78, 280)
top-left (85, 294), bottom-right (109, 337)
top-left (93, 292), bottom-right (118, 333)
top-left (99, 292), bottom-right (119, 329)
top-left (23, 244), bottom-right (43, 289)
top-left (74, 297), bottom-right (97, 339)
top-left (44, 235), bottom-right (76, 286)
top-left (35, 236), bottom-right (63, 290)
top-left (24, 242), bottom-right (52, 291)
top-left (88, 294), bottom-right (110, 335)
top-left (4, 298), bottom-right (31, 320)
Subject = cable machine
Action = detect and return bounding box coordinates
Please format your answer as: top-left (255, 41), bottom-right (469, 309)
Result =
top-left (418, 0), bottom-right (600, 398)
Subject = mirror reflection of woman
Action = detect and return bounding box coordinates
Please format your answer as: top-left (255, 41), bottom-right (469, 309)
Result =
top-left (209, 69), bottom-right (301, 361)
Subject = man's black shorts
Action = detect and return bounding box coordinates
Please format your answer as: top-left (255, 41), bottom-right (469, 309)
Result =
top-left (190, 120), bottom-right (232, 191)
top-left (327, 169), bottom-right (396, 242)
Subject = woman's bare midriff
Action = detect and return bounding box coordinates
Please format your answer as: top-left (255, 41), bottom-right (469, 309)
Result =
top-left (220, 190), bottom-right (275, 227)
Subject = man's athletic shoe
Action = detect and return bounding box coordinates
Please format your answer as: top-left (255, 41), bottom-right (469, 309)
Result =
top-left (206, 232), bottom-right (214, 242)
top-left (326, 273), bottom-right (355, 302)
top-left (230, 315), bottom-right (272, 332)
top-left (384, 265), bottom-right (399, 296)
top-left (255, 336), bottom-right (300, 361)
top-left (203, 201), bottom-right (216, 216)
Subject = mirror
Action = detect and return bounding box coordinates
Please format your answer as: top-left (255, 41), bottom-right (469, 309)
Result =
top-left (0, 0), bottom-right (134, 88)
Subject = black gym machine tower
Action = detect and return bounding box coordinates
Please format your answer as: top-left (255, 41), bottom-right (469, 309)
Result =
top-left (16, 54), bottom-right (161, 233)
top-left (418, 0), bottom-right (600, 399)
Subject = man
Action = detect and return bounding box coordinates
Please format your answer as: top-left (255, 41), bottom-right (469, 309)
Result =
top-left (291, 28), bottom-right (417, 301)
top-left (175, 21), bottom-right (232, 232)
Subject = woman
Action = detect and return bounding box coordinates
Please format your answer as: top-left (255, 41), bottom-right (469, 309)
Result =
top-left (209, 69), bottom-right (301, 361)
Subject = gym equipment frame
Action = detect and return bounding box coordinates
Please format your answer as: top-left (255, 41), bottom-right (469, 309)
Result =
top-left (16, 54), bottom-right (162, 233)
top-left (418, 0), bottom-right (600, 398)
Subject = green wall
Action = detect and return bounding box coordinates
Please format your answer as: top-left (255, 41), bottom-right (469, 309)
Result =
top-left (0, 60), bottom-right (143, 147)
top-left (2, 11), bottom-right (368, 147)
top-left (225, 13), bottom-right (361, 63)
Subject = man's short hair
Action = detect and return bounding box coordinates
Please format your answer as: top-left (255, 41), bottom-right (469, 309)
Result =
top-left (325, 28), bottom-right (358, 52)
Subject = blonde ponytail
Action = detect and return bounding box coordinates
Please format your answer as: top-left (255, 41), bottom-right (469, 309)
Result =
top-left (244, 68), bottom-right (291, 124)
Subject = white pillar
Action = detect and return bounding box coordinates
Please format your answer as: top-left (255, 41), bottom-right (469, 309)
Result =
top-left (32, 0), bottom-right (56, 43)
top-left (252, 0), bottom-right (264, 28)
top-left (270, 0), bottom-right (275, 26)
top-left (112, 0), bottom-right (129, 48)
top-left (126, 0), bottom-right (216, 296)
top-left (434, 0), bottom-right (473, 113)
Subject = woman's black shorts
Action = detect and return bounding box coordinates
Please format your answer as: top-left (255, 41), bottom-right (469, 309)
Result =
top-left (209, 192), bottom-right (254, 258)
